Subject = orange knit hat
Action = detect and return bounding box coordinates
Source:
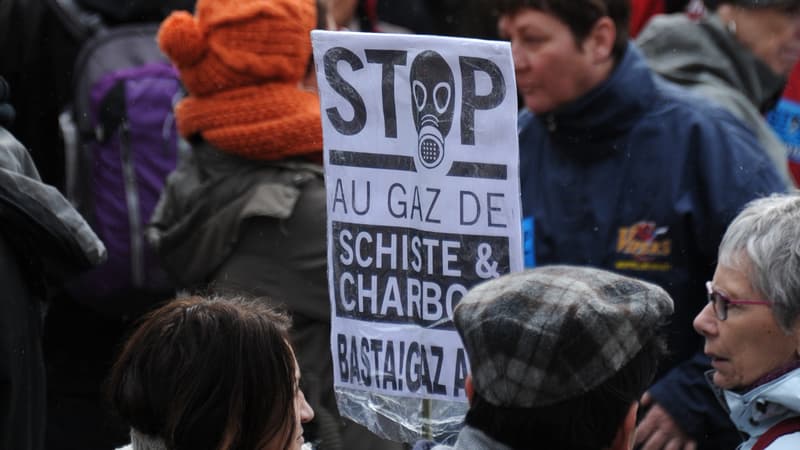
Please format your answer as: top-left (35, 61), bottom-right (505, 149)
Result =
top-left (158, 0), bottom-right (323, 160)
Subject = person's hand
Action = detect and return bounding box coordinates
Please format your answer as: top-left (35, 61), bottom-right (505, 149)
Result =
top-left (635, 392), bottom-right (697, 450)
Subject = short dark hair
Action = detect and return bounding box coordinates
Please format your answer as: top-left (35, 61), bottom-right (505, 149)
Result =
top-left (493, 0), bottom-right (630, 61)
top-left (108, 295), bottom-right (297, 450)
top-left (464, 334), bottom-right (667, 450)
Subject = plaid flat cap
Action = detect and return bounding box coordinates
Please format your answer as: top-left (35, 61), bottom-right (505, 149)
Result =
top-left (454, 265), bottom-right (674, 408)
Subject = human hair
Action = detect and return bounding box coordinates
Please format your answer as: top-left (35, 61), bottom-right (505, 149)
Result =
top-left (464, 334), bottom-right (667, 450)
top-left (718, 193), bottom-right (800, 333)
top-left (108, 295), bottom-right (297, 450)
top-left (492, 0), bottom-right (630, 61)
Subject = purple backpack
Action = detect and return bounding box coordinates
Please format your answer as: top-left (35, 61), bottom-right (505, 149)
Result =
top-left (59, 21), bottom-right (181, 306)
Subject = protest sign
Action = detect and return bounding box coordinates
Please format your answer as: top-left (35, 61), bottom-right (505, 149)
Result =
top-left (312, 30), bottom-right (522, 443)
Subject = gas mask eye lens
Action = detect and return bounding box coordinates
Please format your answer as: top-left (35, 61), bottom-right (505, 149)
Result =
top-left (433, 82), bottom-right (451, 114)
top-left (413, 80), bottom-right (427, 111)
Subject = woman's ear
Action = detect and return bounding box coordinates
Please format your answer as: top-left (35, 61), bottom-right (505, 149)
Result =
top-left (583, 16), bottom-right (616, 64)
top-left (715, 4), bottom-right (736, 27)
top-left (792, 321), bottom-right (800, 359)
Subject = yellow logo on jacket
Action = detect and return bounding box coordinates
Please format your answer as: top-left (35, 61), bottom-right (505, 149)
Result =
top-left (614, 221), bottom-right (672, 271)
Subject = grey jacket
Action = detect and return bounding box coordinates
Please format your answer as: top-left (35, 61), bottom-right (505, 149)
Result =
top-left (637, 13), bottom-right (794, 188)
top-left (0, 127), bottom-right (106, 276)
top-left (723, 368), bottom-right (800, 450)
top-left (148, 141), bottom-right (325, 299)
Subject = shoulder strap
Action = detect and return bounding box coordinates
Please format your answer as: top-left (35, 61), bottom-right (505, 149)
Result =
top-left (45, 0), bottom-right (105, 42)
top-left (753, 417), bottom-right (800, 450)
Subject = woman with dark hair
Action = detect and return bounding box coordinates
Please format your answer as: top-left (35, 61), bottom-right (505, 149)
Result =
top-left (109, 296), bottom-right (314, 450)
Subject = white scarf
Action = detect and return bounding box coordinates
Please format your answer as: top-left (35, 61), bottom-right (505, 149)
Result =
top-left (116, 429), bottom-right (168, 450)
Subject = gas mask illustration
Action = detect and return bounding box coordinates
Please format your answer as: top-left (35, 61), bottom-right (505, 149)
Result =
top-left (410, 51), bottom-right (455, 169)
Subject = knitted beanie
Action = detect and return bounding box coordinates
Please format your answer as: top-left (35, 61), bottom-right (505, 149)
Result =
top-left (157, 0), bottom-right (323, 160)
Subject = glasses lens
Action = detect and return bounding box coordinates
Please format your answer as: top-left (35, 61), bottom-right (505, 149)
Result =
top-left (711, 292), bottom-right (727, 320)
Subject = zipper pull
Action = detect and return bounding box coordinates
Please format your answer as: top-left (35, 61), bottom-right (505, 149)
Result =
top-left (546, 114), bottom-right (557, 132)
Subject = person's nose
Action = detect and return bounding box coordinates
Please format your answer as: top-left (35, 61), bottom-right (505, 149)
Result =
top-left (511, 42), bottom-right (528, 73)
top-left (299, 390), bottom-right (314, 423)
top-left (693, 301), bottom-right (718, 338)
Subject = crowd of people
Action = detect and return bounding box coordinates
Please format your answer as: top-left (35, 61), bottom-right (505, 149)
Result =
top-left (2, 0), bottom-right (800, 449)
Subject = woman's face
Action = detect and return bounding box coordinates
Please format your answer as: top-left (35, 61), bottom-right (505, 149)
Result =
top-left (693, 263), bottom-right (799, 390)
top-left (499, 8), bottom-right (604, 114)
top-left (725, 6), bottom-right (800, 76)
top-left (289, 363), bottom-right (314, 450)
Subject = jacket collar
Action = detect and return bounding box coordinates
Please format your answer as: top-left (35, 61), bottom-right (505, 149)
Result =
top-left (128, 429), bottom-right (168, 450)
top-left (536, 44), bottom-right (657, 158)
top-left (722, 368), bottom-right (800, 439)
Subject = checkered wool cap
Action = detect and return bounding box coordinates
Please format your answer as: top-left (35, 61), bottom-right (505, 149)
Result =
top-left (454, 265), bottom-right (674, 408)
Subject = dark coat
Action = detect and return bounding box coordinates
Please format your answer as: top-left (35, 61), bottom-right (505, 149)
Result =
top-left (0, 123), bottom-right (105, 450)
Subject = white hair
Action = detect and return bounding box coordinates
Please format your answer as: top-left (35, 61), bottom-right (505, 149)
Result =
top-left (718, 193), bottom-right (800, 332)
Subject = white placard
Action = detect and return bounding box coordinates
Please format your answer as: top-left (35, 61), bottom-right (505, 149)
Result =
top-left (313, 29), bottom-right (522, 438)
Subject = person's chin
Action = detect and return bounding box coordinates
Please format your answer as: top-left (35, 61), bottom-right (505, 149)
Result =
top-left (523, 98), bottom-right (542, 113)
top-left (778, 48), bottom-right (800, 75)
top-left (523, 96), bottom-right (559, 116)
top-left (711, 369), bottom-right (739, 390)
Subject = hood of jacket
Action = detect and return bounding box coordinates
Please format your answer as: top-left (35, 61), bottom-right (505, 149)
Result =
top-left (636, 13), bottom-right (785, 114)
top-left (0, 127), bottom-right (106, 292)
top-left (147, 141), bottom-right (322, 286)
top-left (723, 368), bottom-right (800, 447)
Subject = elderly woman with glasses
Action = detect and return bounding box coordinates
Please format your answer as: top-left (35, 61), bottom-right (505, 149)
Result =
top-left (694, 193), bottom-right (800, 449)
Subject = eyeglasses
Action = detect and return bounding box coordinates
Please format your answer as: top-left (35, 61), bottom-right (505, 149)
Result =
top-left (705, 281), bottom-right (772, 321)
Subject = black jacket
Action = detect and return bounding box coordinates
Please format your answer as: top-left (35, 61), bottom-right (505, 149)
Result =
top-left (0, 86), bottom-right (105, 449)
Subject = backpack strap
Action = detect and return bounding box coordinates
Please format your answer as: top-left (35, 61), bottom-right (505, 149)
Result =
top-left (45, 0), bottom-right (105, 42)
top-left (753, 417), bottom-right (800, 450)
